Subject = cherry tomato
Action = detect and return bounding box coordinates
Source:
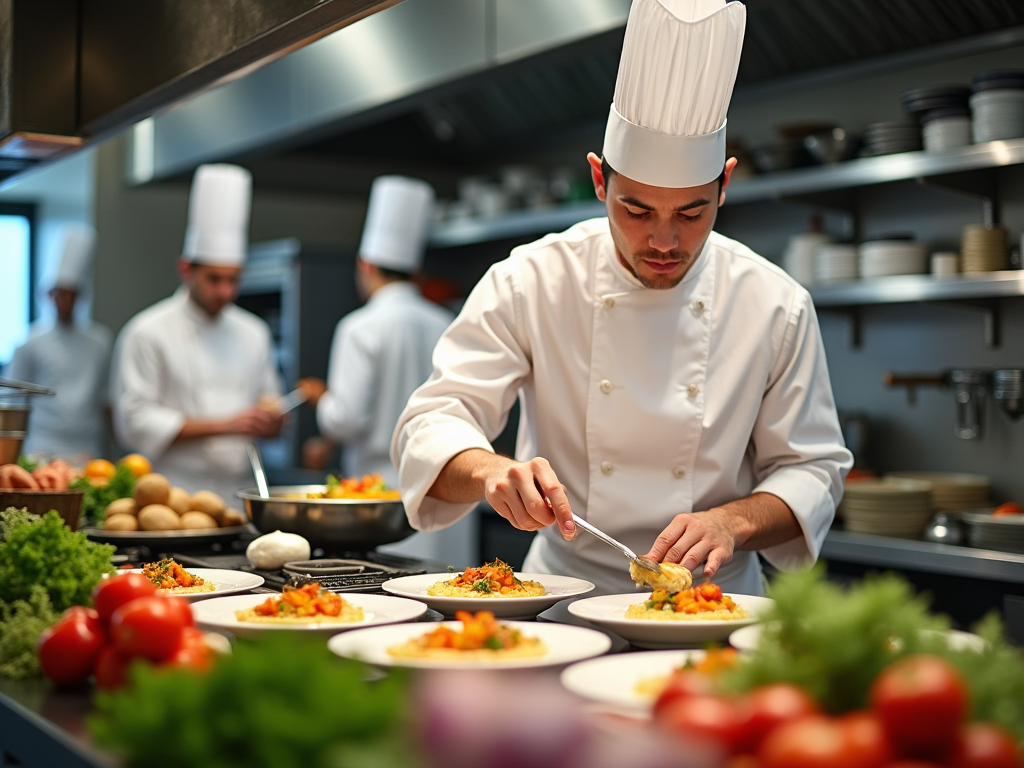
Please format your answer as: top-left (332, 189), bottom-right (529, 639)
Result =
top-left (840, 711), bottom-right (895, 768)
top-left (992, 502), bottom-right (1024, 518)
top-left (736, 683), bottom-right (819, 753)
top-left (91, 573), bottom-right (157, 626)
top-left (93, 645), bottom-right (142, 690)
top-left (870, 655), bottom-right (968, 761)
top-left (657, 694), bottom-right (745, 754)
top-left (760, 715), bottom-right (893, 768)
top-left (948, 723), bottom-right (1023, 768)
top-left (653, 669), bottom-right (717, 717)
top-left (163, 643), bottom-right (214, 673)
top-left (110, 596), bottom-right (189, 661)
top-left (37, 610), bottom-right (107, 686)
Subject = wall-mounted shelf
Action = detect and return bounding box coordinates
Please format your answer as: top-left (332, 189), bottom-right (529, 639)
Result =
top-left (428, 138), bottom-right (1024, 249)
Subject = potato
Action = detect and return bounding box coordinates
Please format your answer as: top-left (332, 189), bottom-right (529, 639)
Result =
top-left (180, 511), bottom-right (218, 529)
top-left (103, 513), bottom-right (139, 531)
top-left (220, 508), bottom-right (248, 528)
top-left (189, 490), bottom-right (226, 523)
top-left (104, 497), bottom-right (138, 518)
top-left (134, 473), bottom-right (171, 507)
top-left (167, 487), bottom-right (191, 516)
top-left (137, 503), bottom-right (182, 531)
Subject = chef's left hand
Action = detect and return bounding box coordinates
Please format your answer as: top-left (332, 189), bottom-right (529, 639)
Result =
top-left (644, 509), bottom-right (738, 581)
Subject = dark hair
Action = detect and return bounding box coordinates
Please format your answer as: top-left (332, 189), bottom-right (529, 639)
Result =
top-left (601, 156), bottom-right (726, 190)
top-left (377, 265), bottom-right (413, 282)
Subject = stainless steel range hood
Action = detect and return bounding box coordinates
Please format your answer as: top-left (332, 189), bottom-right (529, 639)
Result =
top-left (0, 0), bottom-right (401, 184)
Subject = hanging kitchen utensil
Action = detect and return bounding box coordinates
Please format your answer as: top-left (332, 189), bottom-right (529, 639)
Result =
top-left (884, 369), bottom-right (988, 440)
top-left (992, 369), bottom-right (1024, 421)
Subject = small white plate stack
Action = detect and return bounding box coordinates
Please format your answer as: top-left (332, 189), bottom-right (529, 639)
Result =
top-left (970, 69), bottom-right (1024, 143)
top-left (884, 472), bottom-right (990, 513)
top-left (858, 240), bottom-right (928, 278)
top-left (783, 232), bottom-right (832, 286)
top-left (815, 244), bottom-right (858, 283)
top-left (961, 511), bottom-right (1024, 554)
top-left (961, 225), bottom-right (1008, 273)
top-left (840, 478), bottom-right (934, 537)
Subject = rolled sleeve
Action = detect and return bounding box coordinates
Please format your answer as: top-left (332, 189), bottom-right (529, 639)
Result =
top-left (750, 290), bottom-right (853, 571)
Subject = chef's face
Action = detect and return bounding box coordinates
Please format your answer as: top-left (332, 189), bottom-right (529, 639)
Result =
top-left (179, 259), bottom-right (243, 316)
top-left (49, 288), bottom-right (78, 325)
top-left (588, 152), bottom-right (737, 289)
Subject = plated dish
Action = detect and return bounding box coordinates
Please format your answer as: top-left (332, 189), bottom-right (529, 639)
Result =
top-left (139, 558), bottom-right (216, 594)
top-left (560, 650), bottom-right (704, 712)
top-left (234, 583), bottom-right (365, 624)
top-left (126, 566), bottom-right (264, 602)
top-left (328, 618), bottom-right (611, 669)
top-left (386, 610), bottom-right (546, 662)
top-left (567, 592), bottom-right (772, 648)
top-left (192, 591), bottom-right (427, 639)
top-left (383, 571), bottom-right (594, 619)
top-left (426, 559), bottom-right (546, 598)
top-left (625, 583), bottom-right (749, 622)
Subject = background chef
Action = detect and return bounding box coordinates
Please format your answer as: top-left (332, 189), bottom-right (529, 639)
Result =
top-left (111, 164), bottom-right (283, 502)
top-left (298, 175), bottom-right (453, 486)
top-left (4, 225), bottom-right (112, 462)
top-left (392, 0), bottom-right (853, 595)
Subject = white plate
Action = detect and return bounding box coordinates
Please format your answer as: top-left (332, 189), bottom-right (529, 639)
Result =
top-left (192, 593), bottom-right (427, 639)
top-left (125, 568), bottom-right (264, 602)
top-left (729, 623), bottom-right (986, 653)
top-left (328, 620), bottom-right (611, 669)
top-left (560, 650), bottom-right (703, 712)
top-left (567, 593), bottom-right (773, 649)
top-left (381, 573), bottom-right (595, 618)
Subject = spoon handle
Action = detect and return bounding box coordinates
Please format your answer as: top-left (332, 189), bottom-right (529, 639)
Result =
top-left (571, 513), bottom-right (639, 562)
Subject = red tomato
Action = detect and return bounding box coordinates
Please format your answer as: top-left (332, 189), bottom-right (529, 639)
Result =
top-left (736, 683), bottom-right (819, 753)
top-left (110, 596), bottom-right (189, 661)
top-left (870, 655), bottom-right (968, 761)
top-left (948, 723), bottom-right (1023, 768)
top-left (840, 711), bottom-right (895, 768)
top-left (879, 762), bottom-right (945, 768)
top-left (657, 694), bottom-right (745, 754)
top-left (760, 715), bottom-right (893, 768)
top-left (37, 611), bottom-right (107, 686)
top-left (91, 573), bottom-right (157, 626)
top-left (93, 646), bottom-right (141, 690)
top-left (653, 670), bottom-right (717, 717)
top-left (163, 643), bottom-right (214, 672)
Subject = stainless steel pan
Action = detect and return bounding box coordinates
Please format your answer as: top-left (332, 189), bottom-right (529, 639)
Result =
top-left (237, 486), bottom-right (414, 551)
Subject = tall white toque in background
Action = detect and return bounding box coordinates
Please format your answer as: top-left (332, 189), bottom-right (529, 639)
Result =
top-left (603, 0), bottom-right (746, 189)
top-left (182, 164), bottom-right (253, 267)
top-left (51, 224), bottom-right (97, 290)
top-left (358, 175), bottom-right (436, 274)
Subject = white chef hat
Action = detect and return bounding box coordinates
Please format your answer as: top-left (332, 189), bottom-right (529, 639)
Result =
top-left (182, 164), bottom-right (252, 267)
top-left (358, 176), bottom-right (435, 273)
top-left (603, 0), bottom-right (746, 189)
top-left (51, 224), bottom-right (96, 291)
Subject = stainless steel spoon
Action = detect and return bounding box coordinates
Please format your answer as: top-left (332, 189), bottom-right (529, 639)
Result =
top-left (571, 513), bottom-right (662, 578)
top-left (246, 443), bottom-right (270, 498)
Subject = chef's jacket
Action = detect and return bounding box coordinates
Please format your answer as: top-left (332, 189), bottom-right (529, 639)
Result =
top-left (111, 287), bottom-right (281, 502)
top-left (318, 281), bottom-right (453, 486)
top-left (392, 218), bottom-right (852, 596)
top-left (5, 322), bottom-right (112, 460)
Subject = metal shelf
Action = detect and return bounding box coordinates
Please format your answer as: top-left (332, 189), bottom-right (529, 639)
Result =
top-left (809, 271), bottom-right (1024, 307)
top-left (427, 138), bottom-right (1024, 249)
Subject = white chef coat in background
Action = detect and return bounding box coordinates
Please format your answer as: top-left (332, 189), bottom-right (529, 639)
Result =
top-left (5, 321), bottom-right (113, 461)
top-left (392, 218), bottom-right (853, 595)
top-left (111, 287), bottom-right (281, 502)
top-left (317, 281), bottom-right (453, 486)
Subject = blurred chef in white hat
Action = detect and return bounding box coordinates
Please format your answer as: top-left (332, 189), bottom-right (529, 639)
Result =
top-left (5, 224), bottom-right (113, 461)
top-left (298, 176), bottom-right (453, 485)
top-left (111, 164), bottom-right (283, 502)
top-left (392, 0), bottom-right (851, 595)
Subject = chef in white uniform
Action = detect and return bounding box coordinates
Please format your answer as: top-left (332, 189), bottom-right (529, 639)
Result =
top-left (111, 164), bottom-right (283, 502)
top-left (5, 225), bottom-right (112, 461)
top-left (392, 0), bottom-right (852, 595)
top-left (299, 176), bottom-right (453, 485)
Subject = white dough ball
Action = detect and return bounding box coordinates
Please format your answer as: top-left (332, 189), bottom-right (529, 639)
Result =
top-left (245, 530), bottom-right (311, 569)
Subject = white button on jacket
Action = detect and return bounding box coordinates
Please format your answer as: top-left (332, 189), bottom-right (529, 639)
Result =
top-left (392, 218), bottom-right (852, 596)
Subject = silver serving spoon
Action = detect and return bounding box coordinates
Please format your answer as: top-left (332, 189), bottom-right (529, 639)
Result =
top-left (571, 513), bottom-right (663, 579)
top-left (246, 443), bottom-right (270, 498)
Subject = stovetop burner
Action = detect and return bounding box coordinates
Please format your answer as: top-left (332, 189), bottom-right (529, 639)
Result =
top-left (169, 551), bottom-right (428, 594)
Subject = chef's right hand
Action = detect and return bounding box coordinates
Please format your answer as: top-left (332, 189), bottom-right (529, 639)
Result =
top-left (230, 406), bottom-right (283, 439)
top-left (296, 378), bottom-right (328, 407)
top-left (483, 457), bottom-right (576, 540)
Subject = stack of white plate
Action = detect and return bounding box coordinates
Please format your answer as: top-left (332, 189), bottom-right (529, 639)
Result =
top-left (922, 112), bottom-right (972, 152)
top-left (859, 241), bottom-right (928, 278)
top-left (783, 232), bottom-right (832, 286)
top-left (971, 90), bottom-right (1024, 143)
top-left (840, 478), bottom-right (934, 537)
top-left (884, 472), bottom-right (990, 513)
top-left (961, 511), bottom-right (1024, 554)
top-left (961, 225), bottom-right (1008, 272)
top-left (815, 244), bottom-right (858, 283)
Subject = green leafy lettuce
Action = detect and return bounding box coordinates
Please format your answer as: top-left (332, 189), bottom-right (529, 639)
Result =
top-left (70, 464), bottom-right (136, 526)
top-left (0, 506), bottom-right (39, 543)
top-left (0, 586), bottom-right (59, 679)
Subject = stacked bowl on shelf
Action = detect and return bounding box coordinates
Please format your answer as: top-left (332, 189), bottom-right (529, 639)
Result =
top-left (858, 239), bottom-right (928, 278)
top-left (884, 471), bottom-right (990, 513)
top-left (860, 119), bottom-right (921, 157)
top-left (901, 85), bottom-right (972, 153)
top-left (970, 69), bottom-right (1024, 143)
top-left (961, 511), bottom-right (1024, 554)
top-left (961, 224), bottom-right (1008, 272)
top-left (840, 478), bottom-right (934, 537)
